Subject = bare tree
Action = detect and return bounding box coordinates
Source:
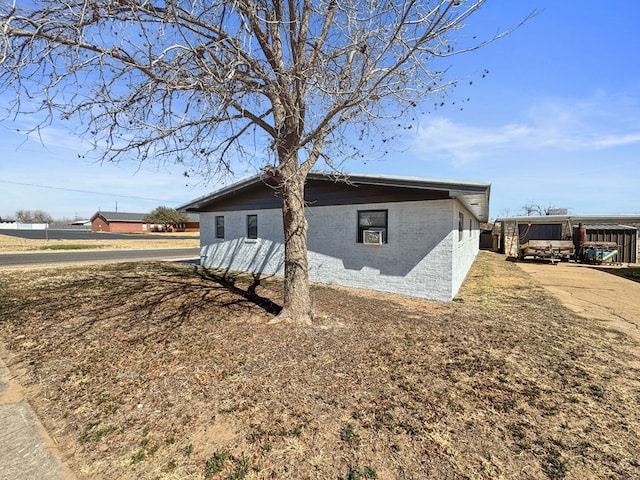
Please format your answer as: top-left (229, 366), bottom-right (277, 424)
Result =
top-left (521, 203), bottom-right (567, 216)
top-left (15, 209), bottom-right (53, 223)
top-left (0, 1), bottom-right (534, 324)
top-left (521, 203), bottom-right (543, 216)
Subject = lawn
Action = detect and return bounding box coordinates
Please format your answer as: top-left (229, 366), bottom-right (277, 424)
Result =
top-left (0, 232), bottom-right (199, 253)
top-left (600, 266), bottom-right (640, 284)
top-left (0, 252), bottom-right (638, 479)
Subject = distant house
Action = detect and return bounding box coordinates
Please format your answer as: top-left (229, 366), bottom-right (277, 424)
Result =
top-left (179, 172), bottom-right (490, 301)
top-left (90, 211), bottom-right (199, 233)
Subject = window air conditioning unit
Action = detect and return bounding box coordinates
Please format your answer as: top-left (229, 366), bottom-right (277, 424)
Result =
top-left (363, 229), bottom-right (384, 245)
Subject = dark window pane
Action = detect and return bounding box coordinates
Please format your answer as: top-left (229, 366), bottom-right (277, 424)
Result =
top-left (215, 216), bottom-right (224, 239)
top-left (247, 214), bottom-right (258, 239)
top-left (358, 210), bottom-right (387, 227)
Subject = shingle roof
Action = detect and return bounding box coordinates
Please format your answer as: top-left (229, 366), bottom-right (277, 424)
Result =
top-left (91, 211), bottom-right (147, 222)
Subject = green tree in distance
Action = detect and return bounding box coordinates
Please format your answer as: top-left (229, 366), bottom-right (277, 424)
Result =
top-left (143, 206), bottom-right (190, 232)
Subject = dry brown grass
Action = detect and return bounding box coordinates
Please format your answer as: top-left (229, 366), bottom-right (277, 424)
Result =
top-left (0, 232), bottom-right (199, 253)
top-left (0, 252), bottom-right (639, 479)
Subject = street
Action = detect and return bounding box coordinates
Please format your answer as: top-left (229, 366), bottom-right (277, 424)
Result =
top-left (0, 229), bottom-right (192, 241)
top-left (0, 248), bottom-right (200, 267)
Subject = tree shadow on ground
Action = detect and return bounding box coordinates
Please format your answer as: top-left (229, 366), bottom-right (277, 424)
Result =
top-left (0, 262), bottom-right (282, 359)
top-left (195, 267), bottom-right (282, 316)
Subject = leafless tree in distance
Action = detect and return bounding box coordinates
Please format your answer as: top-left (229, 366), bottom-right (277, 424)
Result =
top-left (15, 209), bottom-right (53, 223)
top-left (0, 0), bottom-right (535, 324)
top-left (521, 203), bottom-right (567, 216)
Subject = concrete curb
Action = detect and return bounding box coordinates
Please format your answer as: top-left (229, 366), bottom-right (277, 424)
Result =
top-left (0, 357), bottom-right (70, 480)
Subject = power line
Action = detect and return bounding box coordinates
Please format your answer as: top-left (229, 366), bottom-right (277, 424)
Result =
top-left (0, 179), bottom-right (175, 203)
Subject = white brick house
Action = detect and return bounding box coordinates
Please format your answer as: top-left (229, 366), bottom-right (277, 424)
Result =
top-left (180, 172), bottom-right (490, 301)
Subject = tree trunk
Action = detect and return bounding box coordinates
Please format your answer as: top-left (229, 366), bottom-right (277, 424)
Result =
top-left (269, 170), bottom-right (313, 326)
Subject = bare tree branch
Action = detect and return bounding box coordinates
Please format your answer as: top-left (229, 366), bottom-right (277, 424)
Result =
top-left (0, 0), bottom-right (535, 322)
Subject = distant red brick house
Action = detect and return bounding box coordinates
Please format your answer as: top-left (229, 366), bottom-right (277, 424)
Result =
top-left (90, 211), bottom-right (199, 233)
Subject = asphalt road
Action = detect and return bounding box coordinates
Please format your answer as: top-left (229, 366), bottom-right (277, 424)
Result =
top-left (0, 229), bottom-right (191, 241)
top-left (0, 248), bottom-right (200, 267)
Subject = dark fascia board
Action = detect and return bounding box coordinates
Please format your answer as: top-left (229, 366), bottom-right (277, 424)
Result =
top-left (178, 171), bottom-right (491, 222)
top-left (176, 174), bottom-right (264, 212)
top-left (326, 172), bottom-right (490, 222)
top-left (323, 172), bottom-right (490, 193)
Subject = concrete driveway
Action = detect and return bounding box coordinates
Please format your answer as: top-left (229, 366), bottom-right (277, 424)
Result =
top-left (516, 261), bottom-right (640, 344)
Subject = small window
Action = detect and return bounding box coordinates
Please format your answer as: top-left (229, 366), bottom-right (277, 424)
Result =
top-left (458, 212), bottom-right (464, 241)
top-left (247, 214), bottom-right (258, 239)
top-left (215, 216), bottom-right (225, 239)
top-left (357, 210), bottom-right (387, 243)
top-left (469, 219), bottom-right (472, 234)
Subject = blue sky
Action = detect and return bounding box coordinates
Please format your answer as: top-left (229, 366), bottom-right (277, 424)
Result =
top-left (1, 1), bottom-right (639, 221)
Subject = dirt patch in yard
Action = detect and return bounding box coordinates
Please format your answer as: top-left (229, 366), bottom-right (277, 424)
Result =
top-left (0, 252), bottom-right (639, 479)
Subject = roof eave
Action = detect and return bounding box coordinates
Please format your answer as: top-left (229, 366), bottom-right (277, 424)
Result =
top-left (308, 172), bottom-right (491, 222)
top-left (177, 174), bottom-right (264, 212)
top-left (178, 171), bottom-right (491, 221)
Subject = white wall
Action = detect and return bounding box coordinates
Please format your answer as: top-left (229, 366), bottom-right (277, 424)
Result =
top-left (200, 209), bottom-right (286, 275)
top-left (0, 223), bottom-right (49, 230)
top-left (451, 201), bottom-right (481, 298)
top-left (200, 199), bottom-right (480, 301)
top-left (306, 200), bottom-right (455, 300)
